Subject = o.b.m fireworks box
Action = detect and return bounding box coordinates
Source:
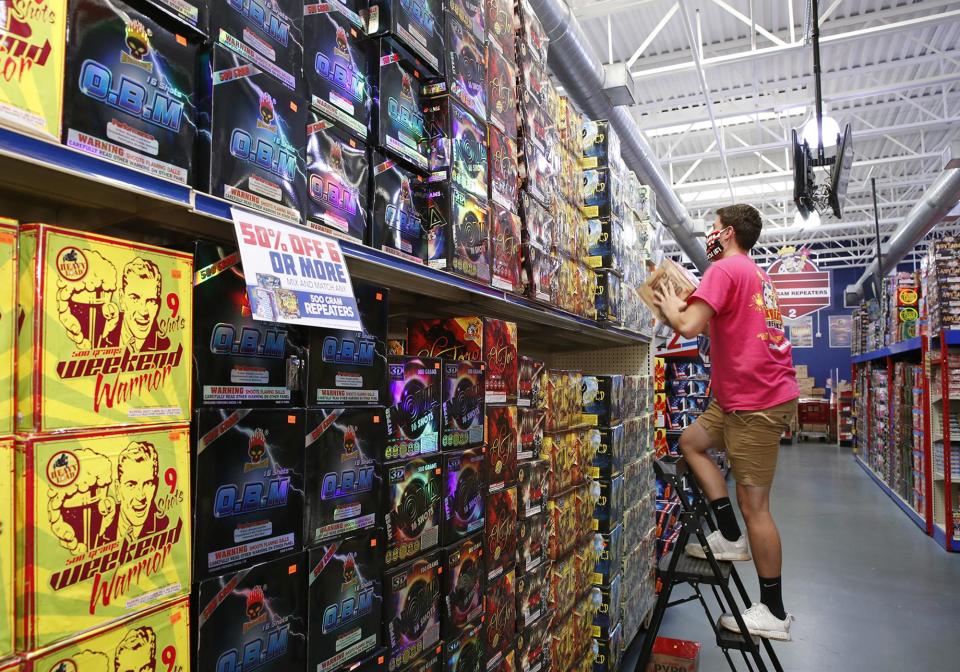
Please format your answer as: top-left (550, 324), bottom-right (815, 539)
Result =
top-left (17, 224), bottom-right (193, 433)
top-left (16, 424), bottom-right (191, 651)
top-left (22, 596), bottom-right (190, 672)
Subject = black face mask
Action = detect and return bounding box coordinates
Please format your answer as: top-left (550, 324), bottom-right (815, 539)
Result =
top-left (706, 226), bottom-right (731, 260)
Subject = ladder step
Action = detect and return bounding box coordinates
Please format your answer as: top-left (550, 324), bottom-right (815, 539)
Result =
top-left (715, 617), bottom-right (760, 651)
top-left (659, 550), bottom-right (732, 585)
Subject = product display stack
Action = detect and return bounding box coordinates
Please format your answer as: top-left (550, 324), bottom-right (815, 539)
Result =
top-left (13, 223), bottom-right (194, 667)
top-left (868, 366), bottom-right (891, 482)
top-left (892, 363), bottom-right (919, 502)
top-left (910, 365), bottom-right (927, 514)
top-left (926, 240), bottom-right (960, 332)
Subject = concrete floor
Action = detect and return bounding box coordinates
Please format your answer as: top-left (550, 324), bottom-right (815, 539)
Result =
top-left (622, 441), bottom-right (960, 671)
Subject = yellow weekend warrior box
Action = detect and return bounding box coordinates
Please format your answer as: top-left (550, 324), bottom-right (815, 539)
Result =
top-left (16, 424), bottom-right (191, 650)
top-left (23, 596), bottom-right (189, 671)
top-left (0, 436), bottom-right (13, 659)
top-left (0, 218), bottom-right (16, 435)
top-left (16, 224), bottom-right (192, 432)
top-left (0, 0), bottom-right (66, 139)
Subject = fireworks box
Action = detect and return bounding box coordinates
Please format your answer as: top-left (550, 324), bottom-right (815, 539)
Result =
top-left (517, 459), bottom-right (548, 518)
top-left (589, 424), bottom-right (624, 479)
top-left (21, 596), bottom-right (189, 672)
top-left (581, 120), bottom-right (618, 169)
top-left (0, 220), bottom-right (15, 435)
top-left (592, 621), bottom-right (622, 672)
top-left (385, 455), bottom-right (443, 566)
top-left (520, 191), bottom-right (554, 251)
top-left (448, 0), bottom-right (485, 40)
top-left (416, 182), bottom-right (491, 281)
top-left (483, 569), bottom-right (516, 662)
top-left (484, 0), bottom-right (514, 61)
top-left (0, 0), bottom-right (65, 140)
top-left (371, 38), bottom-right (433, 172)
top-left (193, 241), bottom-right (308, 406)
top-left (516, 613), bottom-right (549, 672)
top-left (408, 317), bottom-right (483, 361)
top-left (645, 638), bottom-right (700, 672)
top-left (386, 356), bottom-right (442, 460)
top-left (489, 204), bottom-right (522, 293)
top-left (304, 407), bottom-right (385, 544)
top-left (422, 98), bottom-right (488, 201)
top-left (192, 409), bottom-right (305, 579)
top-left (389, 339), bottom-right (407, 355)
top-left (516, 510), bottom-right (547, 574)
top-left (489, 126), bottom-right (519, 211)
top-left (308, 531), bottom-right (384, 671)
top-left (385, 552), bottom-right (442, 672)
top-left (209, 0), bottom-right (303, 91)
top-left (371, 150), bottom-right (430, 263)
top-left (368, 0), bottom-right (444, 75)
top-left (442, 449), bottom-right (485, 544)
top-left (485, 405), bottom-right (518, 491)
top-left (306, 114), bottom-right (370, 244)
top-left (0, 437), bottom-right (11, 658)
top-left (484, 486), bottom-right (517, 581)
top-left (304, 1), bottom-right (372, 140)
top-left (16, 424), bottom-right (190, 650)
top-left (483, 319), bottom-right (518, 404)
top-left (143, 0), bottom-right (206, 33)
top-left (442, 361), bottom-right (485, 450)
top-left (62, 0), bottom-right (198, 184)
top-left (517, 357), bottom-right (546, 409)
top-left (585, 218), bottom-right (625, 271)
top-left (517, 408), bottom-right (544, 462)
top-left (486, 45), bottom-right (517, 139)
top-left (595, 270), bottom-right (622, 323)
top-left (307, 282), bottom-right (389, 405)
top-left (581, 168), bottom-right (625, 221)
top-left (195, 553), bottom-right (307, 671)
top-left (17, 224), bottom-right (192, 432)
top-left (592, 524), bottom-right (623, 587)
top-left (592, 572), bottom-right (621, 638)
top-left (444, 619), bottom-right (484, 672)
top-left (515, 560), bottom-right (549, 628)
top-left (441, 533), bottom-right (484, 636)
top-left (520, 243), bottom-right (557, 304)
top-left (519, 141), bottom-right (554, 212)
top-left (198, 47), bottom-right (307, 225)
top-left (582, 375), bottom-right (624, 427)
top-left (434, 14), bottom-right (486, 121)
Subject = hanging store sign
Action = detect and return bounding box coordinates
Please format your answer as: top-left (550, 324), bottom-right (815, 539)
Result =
top-left (767, 247), bottom-right (831, 319)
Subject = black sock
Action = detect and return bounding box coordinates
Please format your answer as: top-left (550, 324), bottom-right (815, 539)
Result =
top-left (759, 576), bottom-right (786, 620)
top-left (709, 497), bottom-right (741, 542)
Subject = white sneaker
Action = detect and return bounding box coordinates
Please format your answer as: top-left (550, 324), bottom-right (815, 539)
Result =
top-left (685, 530), bottom-right (751, 561)
top-left (720, 603), bottom-right (794, 641)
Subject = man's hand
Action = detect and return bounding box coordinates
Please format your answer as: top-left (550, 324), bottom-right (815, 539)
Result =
top-left (653, 284), bottom-right (688, 317)
top-left (653, 283), bottom-right (715, 339)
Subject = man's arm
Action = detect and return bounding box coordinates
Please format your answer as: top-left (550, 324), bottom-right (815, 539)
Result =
top-left (654, 290), bottom-right (715, 339)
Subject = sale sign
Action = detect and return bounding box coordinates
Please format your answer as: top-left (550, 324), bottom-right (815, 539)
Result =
top-left (767, 248), bottom-right (831, 320)
top-left (232, 208), bottom-right (362, 331)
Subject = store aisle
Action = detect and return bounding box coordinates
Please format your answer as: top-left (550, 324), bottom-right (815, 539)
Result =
top-left (624, 441), bottom-right (960, 671)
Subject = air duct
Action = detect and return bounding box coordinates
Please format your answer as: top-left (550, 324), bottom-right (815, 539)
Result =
top-left (847, 165), bottom-right (960, 302)
top-left (528, 0), bottom-right (711, 271)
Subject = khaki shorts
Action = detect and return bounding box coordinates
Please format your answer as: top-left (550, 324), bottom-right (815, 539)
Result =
top-left (694, 398), bottom-right (798, 487)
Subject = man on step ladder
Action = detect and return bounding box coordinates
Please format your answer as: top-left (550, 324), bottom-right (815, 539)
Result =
top-left (654, 203), bottom-right (800, 641)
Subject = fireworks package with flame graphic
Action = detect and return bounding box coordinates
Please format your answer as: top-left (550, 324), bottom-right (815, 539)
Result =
top-left (440, 14), bottom-right (486, 121)
top-left (0, 219), bottom-right (15, 435)
top-left (484, 0), bottom-right (514, 61)
top-left (304, 1), bottom-right (372, 140)
top-left (485, 405), bottom-right (518, 492)
top-left (371, 39), bottom-right (433, 172)
top-left (0, 0), bottom-right (65, 140)
top-left (306, 115), bottom-right (370, 244)
top-left (407, 317), bottom-right (482, 362)
top-left (199, 47), bottom-right (307, 225)
top-left (487, 126), bottom-right (519, 211)
top-left (193, 241), bottom-right (308, 406)
top-left (384, 551), bottom-right (441, 672)
top-left (483, 486), bottom-right (516, 581)
top-left (22, 596), bottom-right (189, 672)
top-left (16, 424), bottom-right (191, 650)
top-left (422, 98), bottom-right (488, 202)
top-left (308, 531), bottom-right (383, 672)
top-left (440, 533), bottom-right (483, 636)
top-left (517, 459), bottom-right (548, 518)
top-left (515, 559), bottom-right (549, 628)
top-left (208, 0), bottom-right (303, 92)
top-left (441, 360), bottom-right (485, 450)
top-left (444, 618), bottom-right (484, 672)
top-left (307, 283), bottom-right (389, 406)
top-left (371, 151), bottom-right (429, 263)
top-left (517, 408), bottom-right (545, 461)
top-left (192, 409), bottom-right (305, 580)
top-left (516, 611), bottom-right (550, 672)
top-left (482, 319), bottom-right (517, 404)
top-left (17, 224), bottom-right (193, 432)
top-left (483, 568), bottom-right (515, 665)
top-left (486, 45), bottom-right (517, 140)
top-left (63, 0), bottom-right (199, 184)
top-left (304, 408), bottom-right (385, 545)
top-left (415, 182), bottom-right (490, 282)
top-left (488, 204), bottom-right (521, 294)
top-left (517, 357), bottom-right (546, 410)
top-left (516, 510), bottom-right (548, 574)
top-left (386, 356), bottom-right (442, 461)
top-left (195, 553), bottom-right (307, 671)
top-left (441, 449), bottom-right (485, 544)
top-left (384, 455), bottom-right (442, 567)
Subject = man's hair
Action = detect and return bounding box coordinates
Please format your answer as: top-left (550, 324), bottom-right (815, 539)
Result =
top-left (122, 258), bottom-right (162, 297)
top-left (716, 204), bottom-right (763, 251)
top-left (115, 626), bottom-right (157, 671)
top-left (118, 441), bottom-right (159, 482)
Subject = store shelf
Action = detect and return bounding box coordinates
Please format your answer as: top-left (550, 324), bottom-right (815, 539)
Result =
top-left (855, 455), bottom-right (926, 533)
top-left (0, 127), bottom-right (649, 352)
top-left (851, 336), bottom-right (923, 363)
top-left (932, 523), bottom-right (960, 552)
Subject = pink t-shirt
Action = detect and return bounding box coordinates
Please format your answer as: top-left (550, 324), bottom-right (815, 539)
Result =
top-left (689, 254), bottom-right (799, 411)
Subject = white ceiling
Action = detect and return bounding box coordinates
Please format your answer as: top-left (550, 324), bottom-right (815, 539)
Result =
top-left (568, 0), bottom-right (960, 268)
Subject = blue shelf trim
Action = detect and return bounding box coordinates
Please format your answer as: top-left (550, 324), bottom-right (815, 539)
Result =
top-left (851, 336), bottom-right (922, 363)
top-left (932, 524), bottom-right (960, 552)
top-left (854, 455), bottom-right (926, 532)
top-left (944, 330), bottom-right (960, 346)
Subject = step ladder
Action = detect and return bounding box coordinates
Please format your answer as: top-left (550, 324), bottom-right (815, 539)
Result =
top-left (635, 455), bottom-right (784, 672)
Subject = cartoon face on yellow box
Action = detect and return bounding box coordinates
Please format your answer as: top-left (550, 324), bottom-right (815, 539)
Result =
top-left (16, 425), bottom-right (191, 651)
top-left (23, 596), bottom-right (189, 672)
top-left (0, 218), bottom-right (16, 435)
top-left (17, 224), bottom-right (193, 432)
